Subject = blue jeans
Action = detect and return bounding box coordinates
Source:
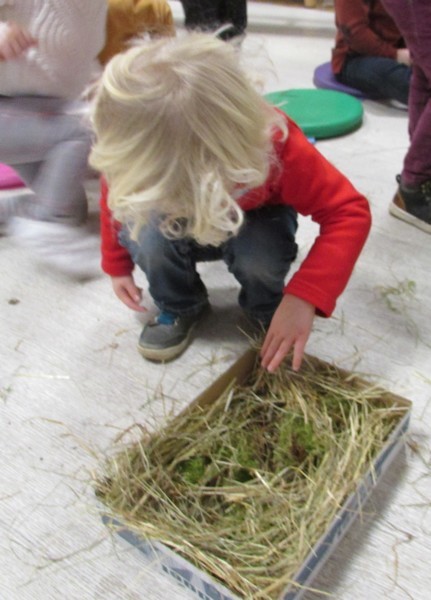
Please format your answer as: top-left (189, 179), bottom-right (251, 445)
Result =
top-left (338, 56), bottom-right (411, 105)
top-left (119, 205), bottom-right (298, 323)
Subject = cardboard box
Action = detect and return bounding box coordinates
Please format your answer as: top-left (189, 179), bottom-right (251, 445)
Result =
top-left (102, 349), bottom-right (411, 600)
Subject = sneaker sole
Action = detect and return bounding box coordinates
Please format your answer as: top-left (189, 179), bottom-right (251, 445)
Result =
top-left (389, 202), bottom-right (431, 234)
top-left (137, 321), bottom-right (197, 363)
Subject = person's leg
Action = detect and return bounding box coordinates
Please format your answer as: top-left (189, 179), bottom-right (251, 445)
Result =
top-left (339, 56), bottom-right (411, 105)
top-left (120, 222), bottom-right (217, 360)
top-left (403, 64), bottom-right (431, 185)
top-left (222, 205), bottom-right (298, 325)
top-left (179, 0), bottom-right (221, 30)
top-left (119, 222), bottom-right (213, 316)
top-left (381, 0), bottom-right (431, 185)
top-left (0, 96), bottom-right (90, 225)
top-left (219, 0), bottom-right (247, 38)
top-left (381, 0), bottom-right (431, 231)
top-left (0, 163), bottom-right (38, 228)
top-left (0, 97), bottom-right (101, 276)
top-left (389, 63), bottom-right (431, 232)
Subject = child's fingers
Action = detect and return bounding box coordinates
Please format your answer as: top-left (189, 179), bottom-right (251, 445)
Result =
top-left (124, 286), bottom-right (147, 312)
top-left (291, 338), bottom-right (306, 372)
top-left (120, 291), bottom-right (146, 312)
top-left (261, 333), bottom-right (292, 372)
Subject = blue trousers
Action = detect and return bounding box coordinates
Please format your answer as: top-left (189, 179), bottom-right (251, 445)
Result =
top-left (338, 55), bottom-right (411, 106)
top-left (120, 205), bottom-right (298, 323)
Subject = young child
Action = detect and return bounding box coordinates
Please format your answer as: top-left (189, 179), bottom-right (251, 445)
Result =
top-left (0, 0), bottom-right (107, 277)
top-left (332, 0), bottom-right (411, 106)
top-left (90, 34), bottom-right (372, 373)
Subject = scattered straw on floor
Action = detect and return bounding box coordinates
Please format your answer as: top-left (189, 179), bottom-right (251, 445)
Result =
top-left (96, 354), bottom-right (407, 599)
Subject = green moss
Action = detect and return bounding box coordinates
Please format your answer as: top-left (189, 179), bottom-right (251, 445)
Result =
top-left (177, 455), bottom-right (209, 485)
top-left (273, 414), bottom-right (325, 471)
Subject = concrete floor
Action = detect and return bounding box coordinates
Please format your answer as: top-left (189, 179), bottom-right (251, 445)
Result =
top-left (1, 2), bottom-right (430, 599)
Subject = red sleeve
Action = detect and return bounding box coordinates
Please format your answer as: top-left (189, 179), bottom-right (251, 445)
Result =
top-left (334, 0), bottom-right (398, 59)
top-left (99, 178), bottom-right (134, 276)
top-left (277, 120), bottom-right (371, 317)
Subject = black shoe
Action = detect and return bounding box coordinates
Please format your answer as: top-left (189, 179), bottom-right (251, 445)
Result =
top-left (390, 175), bottom-right (431, 233)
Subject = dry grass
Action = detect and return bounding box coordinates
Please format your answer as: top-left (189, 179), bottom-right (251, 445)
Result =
top-left (96, 354), bottom-right (408, 599)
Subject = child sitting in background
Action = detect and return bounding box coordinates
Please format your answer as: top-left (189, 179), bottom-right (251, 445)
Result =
top-left (90, 34), bottom-right (371, 372)
top-left (0, 0), bottom-right (107, 277)
top-left (332, 0), bottom-right (411, 106)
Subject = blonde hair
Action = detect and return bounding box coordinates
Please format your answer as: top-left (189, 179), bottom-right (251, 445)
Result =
top-left (90, 33), bottom-right (288, 246)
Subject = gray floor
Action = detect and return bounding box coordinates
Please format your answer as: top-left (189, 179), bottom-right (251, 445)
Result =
top-left (1, 2), bottom-right (430, 599)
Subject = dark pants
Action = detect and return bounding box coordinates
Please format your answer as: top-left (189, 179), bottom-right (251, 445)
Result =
top-left (382, 0), bottom-right (431, 186)
top-left (180, 0), bottom-right (247, 36)
top-left (338, 55), bottom-right (411, 106)
top-left (119, 205), bottom-right (298, 323)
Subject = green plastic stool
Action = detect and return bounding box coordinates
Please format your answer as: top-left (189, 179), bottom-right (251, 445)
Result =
top-left (264, 88), bottom-right (363, 139)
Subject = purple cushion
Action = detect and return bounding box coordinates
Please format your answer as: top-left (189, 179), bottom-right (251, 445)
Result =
top-left (0, 164), bottom-right (25, 190)
top-left (313, 62), bottom-right (366, 99)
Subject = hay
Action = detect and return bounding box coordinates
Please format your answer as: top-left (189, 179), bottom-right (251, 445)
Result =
top-left (96, 354), bottom-right (407, 599)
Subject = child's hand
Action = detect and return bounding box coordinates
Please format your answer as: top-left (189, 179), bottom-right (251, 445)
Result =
top-left (0, 22), bottom-right (37, 60)
top-left (260, 294), bottom-right (315, 373)
top-left (111, 275), bottom-right (147, 312)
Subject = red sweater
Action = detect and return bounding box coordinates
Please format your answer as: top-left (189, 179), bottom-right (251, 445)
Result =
top-left (332, 0), bottom-right (405, 74)
top-left (99, 115), bottom-right (371, 318)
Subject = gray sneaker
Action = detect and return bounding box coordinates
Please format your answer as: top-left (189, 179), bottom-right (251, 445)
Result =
top-left (138, 308), bottom-right (208, 362)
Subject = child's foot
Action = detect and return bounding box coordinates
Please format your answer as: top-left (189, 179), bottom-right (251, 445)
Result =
top-left (390, 176), bottom-right (431, 233)
top-left (138, 307), bottom-right (209, 362)
top-left (9, 217), bottom-right (101, 279)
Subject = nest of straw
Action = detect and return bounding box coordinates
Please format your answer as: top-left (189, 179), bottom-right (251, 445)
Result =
top-left (97, 353), bottom-right (406, 599)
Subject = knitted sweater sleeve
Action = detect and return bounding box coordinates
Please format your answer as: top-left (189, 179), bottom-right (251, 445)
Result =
top-left (100, 178), bottom-right (134, 277)
top-left (0, 0), bottom-right (107, 98)
top-left (278, 120), bottom-right (371, 317)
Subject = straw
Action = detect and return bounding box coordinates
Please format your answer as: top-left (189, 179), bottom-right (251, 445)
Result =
top-left (96, 354), bottom-right (407, 599)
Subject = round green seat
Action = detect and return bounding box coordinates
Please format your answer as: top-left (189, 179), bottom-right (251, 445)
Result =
top-left (264, 88), bottom-right (363, 139)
